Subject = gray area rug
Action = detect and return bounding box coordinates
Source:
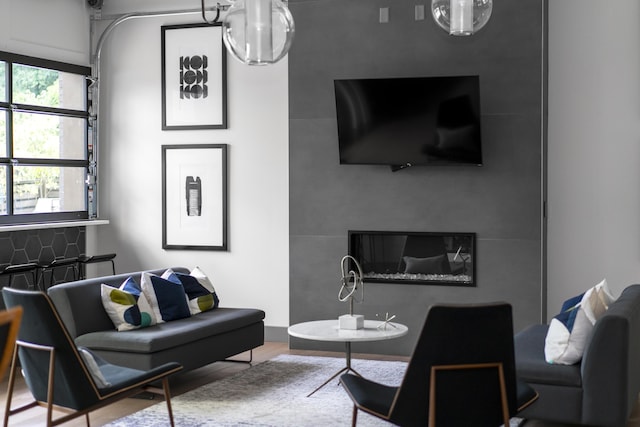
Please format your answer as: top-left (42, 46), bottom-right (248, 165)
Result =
top-left (107, 354), bottom-right (523, 426)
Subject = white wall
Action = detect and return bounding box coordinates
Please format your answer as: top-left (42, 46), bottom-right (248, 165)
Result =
top-left (0, 0), bottom-right (89, 65)
top-left (89, 0), bottom-right (290, 329)
top-left (546, 0), bottom-right (640, 315)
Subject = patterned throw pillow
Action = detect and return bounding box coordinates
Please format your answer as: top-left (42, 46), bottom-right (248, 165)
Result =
top-left (544, 279), bottom-right (616, 364)
top-left (100, 276), bottom-right (156, 331)
top-left (170, 266), bottom-right (220, 315)
top-left (140, 272), bottom-right (191, 323)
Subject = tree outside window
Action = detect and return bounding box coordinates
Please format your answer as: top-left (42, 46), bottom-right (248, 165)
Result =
top-left (0, 53), bottom-right (90, 224)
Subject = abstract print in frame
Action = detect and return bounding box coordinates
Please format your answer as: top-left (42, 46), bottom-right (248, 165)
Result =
top-left (162, 144), bottom-right (228, 250)
top-left (161, 23), bottom-right (227, 130)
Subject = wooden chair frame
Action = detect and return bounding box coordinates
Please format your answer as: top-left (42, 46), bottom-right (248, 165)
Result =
top-left (0, 306), bottom-right (22, 381)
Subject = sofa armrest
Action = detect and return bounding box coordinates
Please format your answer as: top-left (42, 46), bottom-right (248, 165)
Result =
top-left (581, 284), bottom-right (640, 427)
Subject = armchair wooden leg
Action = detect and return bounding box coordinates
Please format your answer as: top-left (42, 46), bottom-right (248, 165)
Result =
top-left (351, 405), bottom-right (358, 427)
top-left (46, 348), bottom-right (56, 427)
top-left (162, 377), bottom-right (175, 427)
top-left (3, 347), bottom-right (19, 427)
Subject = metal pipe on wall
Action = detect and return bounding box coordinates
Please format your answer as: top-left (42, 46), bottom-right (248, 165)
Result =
top-left (87, 3), bottom-right (227, 218)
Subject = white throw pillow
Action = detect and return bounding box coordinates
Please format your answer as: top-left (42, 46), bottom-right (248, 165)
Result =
top-left (78, 348), bottom-right (111, 388)
top-left (100, 277), bottom-right (157, 331)
top-left (544, 279), bottom-right (616, 365)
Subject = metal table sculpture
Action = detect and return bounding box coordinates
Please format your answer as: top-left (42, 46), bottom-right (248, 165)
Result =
top-left (338, 255), bottom-right (365, 330)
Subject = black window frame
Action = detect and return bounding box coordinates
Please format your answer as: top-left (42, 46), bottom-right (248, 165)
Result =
top-left (0, 51), bottom-right (91, 225)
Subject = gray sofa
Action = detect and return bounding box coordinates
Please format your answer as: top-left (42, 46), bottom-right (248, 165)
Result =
top-left (514, 284), bottom-right (640, 427)
top-left (47, 267), bottom-right (265, 372)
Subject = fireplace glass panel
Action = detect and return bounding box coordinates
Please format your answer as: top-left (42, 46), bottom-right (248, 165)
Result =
top-left (348, 231), bottom-right (475, 286)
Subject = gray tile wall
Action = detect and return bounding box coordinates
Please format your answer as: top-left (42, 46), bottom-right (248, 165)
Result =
top-left (0, 227), bottom-right (86, 290)
top-left (289, 0), bottom-right (546, 355)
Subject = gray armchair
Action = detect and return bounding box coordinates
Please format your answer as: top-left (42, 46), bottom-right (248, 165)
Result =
top-left (2, 287), bottom-right (183, 426)
top-left (340, 302), bottom-right (538, 426)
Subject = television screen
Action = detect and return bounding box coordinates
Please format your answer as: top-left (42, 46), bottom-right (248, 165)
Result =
top-left (334, 75), bottom-right (483, 169)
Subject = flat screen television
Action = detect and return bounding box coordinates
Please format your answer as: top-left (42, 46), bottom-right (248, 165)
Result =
top-left (334, 75), bottom-right (483, 170)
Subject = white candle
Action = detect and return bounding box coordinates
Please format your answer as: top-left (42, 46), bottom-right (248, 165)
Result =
top-left (450, 0), bottom-right (473, 35)
top-left (246, 0), bottom-right (274, 63)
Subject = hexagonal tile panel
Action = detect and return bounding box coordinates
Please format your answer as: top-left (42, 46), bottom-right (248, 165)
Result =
top-left (39, 247), bottom-right (55, 264)
top-left (65, 227), bottom-right (81, 245)
top-left (2, 226), bottom-right (84, 258)
top-left (51, 233), bottom-right (69, 258)
top-left (25, 235), bottom-right (42, 261)
top-left (0, 226), bottom-right (85, 290)
top-left (65, 243), bottom-right (80, 259)
top-left (39, 228), bottom-right (55, 246)
top-left (10, 249), bottom-right (28, 265)
top-left (10, 232), bottom-right (27, 251)
top-left (0, 237), bottom-right (12, 264)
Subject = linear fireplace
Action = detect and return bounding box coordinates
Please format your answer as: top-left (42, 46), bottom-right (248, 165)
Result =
top-left (348, 230), bottom-right (476, 286)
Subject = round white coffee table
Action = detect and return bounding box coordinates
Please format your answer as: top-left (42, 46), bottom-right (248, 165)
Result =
top-left (288, 319), bottom-right (408, 396)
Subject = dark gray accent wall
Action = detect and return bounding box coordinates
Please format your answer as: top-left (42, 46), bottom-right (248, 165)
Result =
top-left (289, 0), bottom-right (546, 355)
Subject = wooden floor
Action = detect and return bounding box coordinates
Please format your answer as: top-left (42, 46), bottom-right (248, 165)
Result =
top-left (0, 342), bottom-right (638, 426)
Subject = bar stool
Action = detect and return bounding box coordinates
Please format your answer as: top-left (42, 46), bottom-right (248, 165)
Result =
top-left (37, 257), bottom-right (79, 290)
top-left (0, 262), bottom-right (39, 290)
top-left (77, 253), bottom-right (116, 279)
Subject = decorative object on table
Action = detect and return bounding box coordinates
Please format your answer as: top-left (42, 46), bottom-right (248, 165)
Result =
top-left (162, 144), bottom-right (227, 250)
top-left (161, 22), bottom-right (227, 130)
top-left (431, 0), bottom-right (493, 36)
top-left (376, 312), bottom-right (398, 330)
top-left (338, 255), bottom-right (364, 330)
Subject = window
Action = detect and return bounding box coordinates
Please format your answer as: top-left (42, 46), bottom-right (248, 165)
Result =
top-left (0, 52), bottom-right (91, 225)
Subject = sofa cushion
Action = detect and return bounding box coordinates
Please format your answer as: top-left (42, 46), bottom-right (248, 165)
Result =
top-left (544, 279), bottom-right (615, 365)
top-left (75, 307), bottom-right (265, 353)
top-left (140, 272), bottom-right (191, 323)
top-left (100, 277), bottom-right (157, 331)
top-left (515, 324), bottom-right (582, 387)
top-left (171, 267), bottom-right (220, 314)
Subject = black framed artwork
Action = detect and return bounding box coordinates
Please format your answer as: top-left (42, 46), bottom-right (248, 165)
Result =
top-left (161, 23), bottom-right (227, 130)
top-left (162, 144), bottom-right (228, 250)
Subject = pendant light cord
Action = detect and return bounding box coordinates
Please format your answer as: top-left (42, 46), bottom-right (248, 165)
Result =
top-left (201, 0), bottom-right (222, 24)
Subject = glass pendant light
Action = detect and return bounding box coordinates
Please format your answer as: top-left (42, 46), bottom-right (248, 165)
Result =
top-left (431, 0), bottom-right (492, 36)
top-left (222, 0), bottom-right (295, 65)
